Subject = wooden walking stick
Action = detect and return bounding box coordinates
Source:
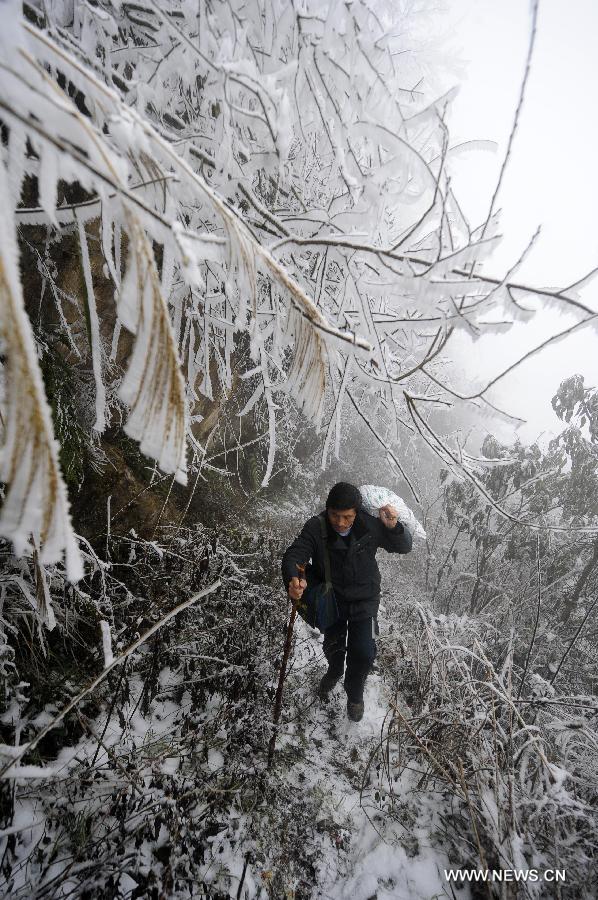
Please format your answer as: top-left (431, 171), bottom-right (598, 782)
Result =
top-left (267, 563), bottom-right (306, 770)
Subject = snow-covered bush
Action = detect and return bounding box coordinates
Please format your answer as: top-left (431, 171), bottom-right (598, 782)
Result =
top-left (368, 571), bottom-right (598, 898)
top-left (0, 521), bottom-right (328, 897)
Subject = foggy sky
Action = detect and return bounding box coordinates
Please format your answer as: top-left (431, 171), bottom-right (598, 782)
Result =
top-left (442, 0), bottom-right (598, 446)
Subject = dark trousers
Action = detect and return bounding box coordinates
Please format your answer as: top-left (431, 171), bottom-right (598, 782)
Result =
top-left (323, 614), bottom-right (378, 703)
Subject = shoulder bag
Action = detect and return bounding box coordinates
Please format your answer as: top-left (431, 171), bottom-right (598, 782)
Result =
top-left (295, 514), bottom-right (339, 631)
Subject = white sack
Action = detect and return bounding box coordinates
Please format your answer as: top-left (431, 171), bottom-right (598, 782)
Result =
top-left (359, 484), bottom-right (426, 540)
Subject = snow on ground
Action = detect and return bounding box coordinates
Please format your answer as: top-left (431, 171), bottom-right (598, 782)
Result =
top-left (274, 608), bottom-right (467, 900)
top-left (3, 567), bottom-right (467, 898)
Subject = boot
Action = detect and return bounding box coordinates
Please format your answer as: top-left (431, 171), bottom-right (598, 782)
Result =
top-left (347, 699), bottom-right (364, 722)
top-left (317, 669), bottom-right (342, 699)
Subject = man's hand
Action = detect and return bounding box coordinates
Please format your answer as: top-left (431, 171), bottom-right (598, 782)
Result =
top-left (288, 576), bottom-right (307, 600)
top-left (379, 504), bottom-right (399, 529)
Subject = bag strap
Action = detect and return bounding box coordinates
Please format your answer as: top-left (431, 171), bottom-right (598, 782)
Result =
top-left (318, 514), bottom-right (333, 592)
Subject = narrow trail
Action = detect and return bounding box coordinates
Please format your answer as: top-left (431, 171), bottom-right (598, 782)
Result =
top-left (273, 600), bottom-right (463, 900)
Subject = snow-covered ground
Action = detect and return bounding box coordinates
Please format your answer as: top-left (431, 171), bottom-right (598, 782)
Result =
top-left (2, 562), bottom-right (467, 898)
top-left (272, 610), bottom-right (467, 900)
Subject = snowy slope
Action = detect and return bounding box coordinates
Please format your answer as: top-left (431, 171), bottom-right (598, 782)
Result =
top-left (273, 608), bottom-right (468, 900)
top-left (2, 550), bottom-right (467, 899)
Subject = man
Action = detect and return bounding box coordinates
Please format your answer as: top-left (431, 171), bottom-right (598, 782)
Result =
top-left (281, 482), bottom-right (412, 722)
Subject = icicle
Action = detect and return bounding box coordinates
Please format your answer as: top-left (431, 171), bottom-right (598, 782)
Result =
top-left (110, 321), bottom-right (122, 361)
top-left (161, 236), bottom-right (175, 302)
top-left (333, 353), bottom-right (351, 459)
top-left (100, 200), bottom-right (120, 287)
top-left (7, 125), bottom-right (27, 210)
top-left (321, 352), bottom-right (351, 468)
top-left (199, 311), bottom-right (213, 400)
top-left (33, 545), bottom-right (56, 631)
top-left (187, 318), bottom-right (197, 392)
top-left (238, 380), bottom-right (264, 418)
top-left (100, 620), bottom-right (114, 668)
top-left (77, 214), bottom-right (107, 433)
top-left (260, 349), bottom-right (276, 487)
top-left (171, 286), bottom-right (185, 351)
top-left (38, 146), bottom-right (59, 228)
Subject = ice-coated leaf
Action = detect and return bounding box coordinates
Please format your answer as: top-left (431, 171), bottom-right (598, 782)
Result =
top-left (0, 159), bottom-right (83, 581)
top-left (117, 211), bottom-right (189, 485)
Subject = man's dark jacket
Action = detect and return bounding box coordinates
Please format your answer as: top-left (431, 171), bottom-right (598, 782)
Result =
top-left (281, 509), bottom-right (412, 621)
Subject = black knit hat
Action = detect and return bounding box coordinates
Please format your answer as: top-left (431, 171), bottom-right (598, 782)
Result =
top-left (326, 482), bottom-right (362, 511)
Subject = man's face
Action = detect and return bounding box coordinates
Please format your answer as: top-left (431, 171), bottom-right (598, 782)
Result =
top-left (327, 507), bottom-right (357, 533)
